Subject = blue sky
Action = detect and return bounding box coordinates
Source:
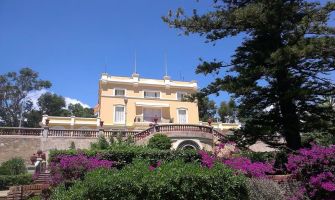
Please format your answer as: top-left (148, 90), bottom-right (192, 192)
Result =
top-left (0, 0), bottom-right (333, 108)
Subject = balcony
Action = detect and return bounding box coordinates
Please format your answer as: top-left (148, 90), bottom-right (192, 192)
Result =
top-left (134, 115), bottom-right (173, 124)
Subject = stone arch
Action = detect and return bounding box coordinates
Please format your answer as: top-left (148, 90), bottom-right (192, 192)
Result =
top-left (177, 140), bottom-right (201, 150)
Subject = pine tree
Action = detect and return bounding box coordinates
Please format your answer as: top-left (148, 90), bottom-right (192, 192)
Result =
top-left (163, 1), bottom-right (335, 150)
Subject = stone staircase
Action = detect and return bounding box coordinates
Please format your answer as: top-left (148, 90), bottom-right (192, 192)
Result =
top-left (4, 171), bottom-right (51, 200)
top-left (33, 171), bottom-right (51, 184)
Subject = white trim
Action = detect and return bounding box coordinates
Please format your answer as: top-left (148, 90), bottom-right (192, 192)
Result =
top-left (114, 88), bottom-right (127, 97)
top-left (177, 108), bottom-right (188, 124)
top-left (143, 90), bottom-right (161, 99)
top-left (135, 102), bottom-right (169, 107)
top-left (113, 104), bottom-right (125, 124)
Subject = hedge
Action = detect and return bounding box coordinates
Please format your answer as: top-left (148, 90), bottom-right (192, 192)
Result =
top-left (49, 144), bottom-right (200, 167)
top-left (0, 174), bottom-right (33, 190)
top-left (51, 160), bottom-right (248, 200)
top-left (0, 157), bottom-right (27, 175)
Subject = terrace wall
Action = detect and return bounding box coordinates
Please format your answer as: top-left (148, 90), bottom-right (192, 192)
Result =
top-left (0, 136), bottom-right (96, 164)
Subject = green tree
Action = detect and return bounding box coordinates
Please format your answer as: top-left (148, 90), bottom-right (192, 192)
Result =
top-left (24, 109), bottom-right (42, 128)
top-left (163, 1), bottom-right (335, 150)
top-left (184, 93), bottom-right (217, 122)
top-left (68, 103), bottom-right (95, 117)
top-left (148, 134), bottom-right (172, 150)
top-left (218, 99), bottom-right (236, 123)
top-left (0, 68), bottom-right (51, 127)
top-left (38, 92), bottom-right (68, 116)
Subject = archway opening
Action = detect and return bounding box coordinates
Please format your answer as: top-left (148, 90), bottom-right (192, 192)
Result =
top-left (177, 140), bottom-right (200, 150)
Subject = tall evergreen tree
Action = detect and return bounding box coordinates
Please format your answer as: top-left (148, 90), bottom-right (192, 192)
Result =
top-left (163, 1), bottom-right (335, 150)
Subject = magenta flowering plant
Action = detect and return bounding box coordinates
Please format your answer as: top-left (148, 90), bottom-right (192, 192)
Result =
top-left (199, 144), bottom-right (273, 177)
top-left (286, 144), bottom-right (335, 199)
top-left (50, 154), bottom-right (114, 185)
top-left (223, 157), bottom-right (274, 178)
top-left (198, 150), bottom-right (215, 169)
top-left (148, 160), bottom-right (161, 171)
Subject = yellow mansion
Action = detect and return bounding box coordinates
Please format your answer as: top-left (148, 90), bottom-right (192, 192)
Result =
top-left (42, 73), bottom-right (199, 130)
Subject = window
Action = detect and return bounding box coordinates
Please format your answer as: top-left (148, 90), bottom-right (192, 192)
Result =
top-left (114, 89), bottom-right (125, 96)
top-left (177, 109), bottom-right (188, 123)
top-left (177, 92), bottom-right (187, 100)
top-left (114, 106), bottom-right (125, 123)
top-left (144, 91), bottom-right (160, 99)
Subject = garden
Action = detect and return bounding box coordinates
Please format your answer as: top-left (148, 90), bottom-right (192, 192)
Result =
top-left (25, 134), bottom-right (334, 200)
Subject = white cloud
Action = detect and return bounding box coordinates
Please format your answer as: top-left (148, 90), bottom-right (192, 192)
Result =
top-left (64, 97), bottom-right (90, 108)
top-left (26, 89), bottom-right (91, 109)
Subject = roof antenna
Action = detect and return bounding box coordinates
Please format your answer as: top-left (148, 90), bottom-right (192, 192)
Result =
top-left (104, 56), bottom-right (107, 73)
top-left (164, 53), bottom-right (168, 76)
top-left (134, 51), bottom-right (137, 74)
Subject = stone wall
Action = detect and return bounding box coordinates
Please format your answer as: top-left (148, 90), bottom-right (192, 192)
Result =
top-left (0, 136), bottom-right (97, 164)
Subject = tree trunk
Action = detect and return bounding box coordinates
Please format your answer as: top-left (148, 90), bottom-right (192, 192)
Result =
top-left (277, 69), bottom-right (301, 150)
top-left (279, 98), bottom-right (301, 150)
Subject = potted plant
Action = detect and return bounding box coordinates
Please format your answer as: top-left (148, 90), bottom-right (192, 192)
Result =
top-left (37, 150), bottom-right (43, 157)
top-left (30, 154), bottom-right (37, 165)
top-left (208, 118), bottom-right (213, 126)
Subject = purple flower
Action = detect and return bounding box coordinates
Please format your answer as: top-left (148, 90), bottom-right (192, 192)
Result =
top-left (50, 154), bottom-right (114, 185)
top-left (198, 150), bottom-right (215, 169)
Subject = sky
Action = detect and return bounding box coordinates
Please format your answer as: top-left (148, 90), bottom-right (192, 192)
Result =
top-left (0, 0), bottom-right (333, 108)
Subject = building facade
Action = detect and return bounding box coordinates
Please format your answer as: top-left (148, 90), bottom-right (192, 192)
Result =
top-left (97, 73), bottom-right (199, 130)
top-left (42, 73), bottom-right (199, 130)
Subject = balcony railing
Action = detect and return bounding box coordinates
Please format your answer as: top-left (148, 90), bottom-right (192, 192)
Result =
top-left (0, 127), bottom-right (43, 136)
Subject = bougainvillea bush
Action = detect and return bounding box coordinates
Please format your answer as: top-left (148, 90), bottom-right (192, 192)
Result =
top-left (199, 145), bottom-right (274, 178)
top-left (50, 154), bottom-right (114, 185)
top-left (286, 144), bottom-right (335, 200)
top-left (51, 159), bottom-right (248, 200)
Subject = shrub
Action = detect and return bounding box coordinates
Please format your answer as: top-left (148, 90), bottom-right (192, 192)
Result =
top-left (69, 141), bottom-right (76, 150)
top-left (49, 154), bottom-right (114, 186)
top-left (49, 144), bottom-right (200, 167)
top-left (0, 157), bottom-right (27, 175)
top-left (90, 135), bottom-right (109, 150)
top-left (286, 144), bottom-right (335, 199)
top-left (199, 149), bottom-right (274, 178)
top-left (223, 157), bottom-right (274, 178)
top-left (147, 134), bottom-right (171, 150)
top-left (240, 151), bottom-right (275, 163)
top-left (51, 160), bottom-right (248, 200)
top-left (0, 174), bottom-right (32, 190)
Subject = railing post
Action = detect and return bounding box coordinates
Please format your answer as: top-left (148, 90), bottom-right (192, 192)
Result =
top-left (99, 128), bottom-right (104, 137)
top-left (42, 126), bottom-right (49, 138)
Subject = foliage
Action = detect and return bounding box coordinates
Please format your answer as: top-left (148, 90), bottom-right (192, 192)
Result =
top-left (37, 92), bottom-right (68, 116)
top-left (90, 135), bottom-right (110, 150)
top-left (49, 145), bottom-right (200, 167)
top-left (286, 144), bottom-right (335, 199)
top-left (240, 151), bottom-right (275, 163)
top-left (0, 174), bottom-right (32, 190)
top-left (126, 135), bottom-right (134, 144)
top-left (49, 154), bottom-right (114, 185)
top-left (163, 1), bottom-right (335, 150)
top-left (218, 99), bottom-right (237, 123)
top-left (108, 135), bottom-right (115, 145)
top-left (223, 157), bottom-right (274, 178)
top-left (301, 131), bottom-right (335, 147)
top-left (0, 68), bottom-right (51, 126)
top-left (69, 141), bottom-right (76, 150)
top-left (51, 160), bottom-right (248, 200)
top-left (147, 134), bottom-right (172, 150)
top-left (68, 103), bottom-right (95, 117)
top-left (199, 148), bottom-right (273, 178)
top-left (246, 178), bottom-right (285, 200)
top-left (0, 157), bottom-right (27, 175)
top-left (184, 93), bottom-right (217, 122)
